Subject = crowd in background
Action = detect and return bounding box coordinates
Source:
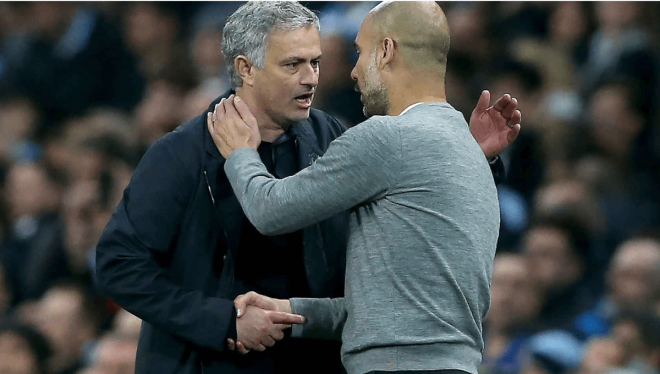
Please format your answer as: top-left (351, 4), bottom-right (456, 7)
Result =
top-left (0, 2), bottom-right (659, 374)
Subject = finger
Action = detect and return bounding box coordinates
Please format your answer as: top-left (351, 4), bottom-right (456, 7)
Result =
top-left (508, 123), bottom-right (521, 143)
top-left (236, 341), bottom-right (250, 355)
top-left (216, 99), bottom-right (227, 126)
top-left (271, 325), bottom-right (290, 340)
top-left (491, 93), bottom-right (511, 112)
top-left (268, 311), bottom-right (306, 325)
top-left (501, 97), bottom-right (518, 120)
top-left (234, 96), bottom-right (258, 128)
top-left (510, 109), bottom-right (522, 127)
top-left (207, 113), bottom-right (214, 135)
top-left (227, 338), bottom-right (236, 351)
top-left (473, 90), bottom-right (490, 114)
top-left (261, 335), bottom-right (276, 347)
top-left (224, 96), bottom-right (242, 121)
top-left (254, 344), bottom-right (267, 352)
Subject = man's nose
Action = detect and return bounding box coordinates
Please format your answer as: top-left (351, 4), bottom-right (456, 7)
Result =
top-left (350, 65), bottom-right (357, 81)
top-left (300, 63), bottom-right (319, 87)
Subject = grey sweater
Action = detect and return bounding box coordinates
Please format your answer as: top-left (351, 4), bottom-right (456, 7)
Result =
top-left (225, 103), bottom-right (500, 374)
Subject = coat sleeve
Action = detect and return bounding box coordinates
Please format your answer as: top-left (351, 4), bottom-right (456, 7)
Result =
top-left (95, 135), bottom-right (235, 351)
top-left (489, 156), bottom-right (506, 185)
top-left (290, 297), bottom-right (347, 340)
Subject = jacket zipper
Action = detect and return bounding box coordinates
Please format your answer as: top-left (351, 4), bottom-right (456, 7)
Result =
top-left (204, 171), bottom-right (235, 286)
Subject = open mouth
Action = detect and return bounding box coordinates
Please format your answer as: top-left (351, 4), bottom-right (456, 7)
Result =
top-left (294, 92), bottom-right (314, 108)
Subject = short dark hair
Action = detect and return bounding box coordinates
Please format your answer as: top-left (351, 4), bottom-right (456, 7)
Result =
top-left (528, 210), bottom-right (591, 262)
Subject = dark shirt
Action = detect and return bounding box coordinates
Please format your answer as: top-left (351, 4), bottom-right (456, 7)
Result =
top-left (235, 132), bottom-right (310, 299)
top-left (232, 131), bottom-right (331, 373)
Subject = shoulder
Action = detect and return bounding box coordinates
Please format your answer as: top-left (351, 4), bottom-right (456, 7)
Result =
top-left (138, 115), bottom-right (205, 176)
top-left (338, 115), bottom-right (401, 152)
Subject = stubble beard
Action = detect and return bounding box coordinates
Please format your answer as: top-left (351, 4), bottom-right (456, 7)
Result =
top-left (361, 56), bottom-right (390, 118)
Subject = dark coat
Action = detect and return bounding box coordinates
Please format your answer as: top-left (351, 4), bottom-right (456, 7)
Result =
top-left (96, 93), bottom-right (349, 374)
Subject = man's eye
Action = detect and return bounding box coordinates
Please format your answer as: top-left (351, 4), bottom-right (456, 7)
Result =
top-left (312, 61), bottom-right (320, 68)
top-left (286, 62), bottom-right (298, 68)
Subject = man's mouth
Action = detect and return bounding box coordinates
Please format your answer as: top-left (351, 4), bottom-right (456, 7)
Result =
top-left (294, 93), bottom-right (314, 108)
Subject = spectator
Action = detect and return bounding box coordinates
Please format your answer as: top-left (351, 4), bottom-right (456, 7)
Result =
top-left (612, 310), bottom-right (660, 374)
top-left (521, 212), bottom-right (594, 331)
top-left (122, 2), bottom-right (194, 83)
top-left (488, 60), bottom-right (546, 203)
top-left (511, 2), bottom-right (592, 123)
top-left (482, 254), bottom-right (543, 374)
top-left (311, 34), bottom-right (364, 127)
top-left (0, 97), bottom-right (40, 166)
top-left (581, 2), bottom-right (657, 114)
top-left (6, 3), bottom-right (144, 125)
top-left (30, 281), bottom-right (109, 374)
top-left (84, 334), bottom-right (137, 374)
top-left (0, 321), bottom-right (51, 374)
top-left (574, 237), bottom-right (660, 339)
top-left (1, 163), bottom-right (69, 303)
top-left (134, 72), bottom-right (199, 147)
top-left (577, 337), bottom-right (627, 374)
top-left (520, 330), bottom-right (583, 374)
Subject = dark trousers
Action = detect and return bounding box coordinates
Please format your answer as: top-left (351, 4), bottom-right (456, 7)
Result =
top-left (367, 371), bottom-right (469, 374)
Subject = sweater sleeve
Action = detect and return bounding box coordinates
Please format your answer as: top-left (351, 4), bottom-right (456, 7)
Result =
top-left (224, 118), bottom-right (401, 236)
top-left (290, 297), bottom-right (347, 340)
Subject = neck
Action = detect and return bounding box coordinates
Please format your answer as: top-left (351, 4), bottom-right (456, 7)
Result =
top-left (235, 86), bottom-right (288, 143)
top-left (385, 73), bottom-right (447, 116)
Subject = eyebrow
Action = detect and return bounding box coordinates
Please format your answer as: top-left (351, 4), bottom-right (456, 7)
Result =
top-left (282, 54), bottom-right (323, 64)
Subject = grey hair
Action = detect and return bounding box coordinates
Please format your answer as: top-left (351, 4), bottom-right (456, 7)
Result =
top-left (222, 1), bottom-right (320, 88)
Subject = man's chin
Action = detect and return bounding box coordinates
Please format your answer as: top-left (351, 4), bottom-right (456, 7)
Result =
top-left (288, 108), bottom-right (311, 122)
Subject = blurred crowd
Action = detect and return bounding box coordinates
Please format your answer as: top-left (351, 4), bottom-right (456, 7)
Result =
top-left (0, 2), bottom-right (659, 374)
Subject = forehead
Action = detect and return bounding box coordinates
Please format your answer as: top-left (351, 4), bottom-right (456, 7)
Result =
top-left (355, 14), bottom-right (374, 47)
top-left (266, 26), bottom-right (321, 61)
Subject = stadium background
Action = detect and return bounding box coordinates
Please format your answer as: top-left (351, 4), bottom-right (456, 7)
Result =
top-left (0, 2), bottom-right (659, 374)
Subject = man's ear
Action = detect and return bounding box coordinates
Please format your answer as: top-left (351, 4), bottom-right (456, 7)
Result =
top-left (378, 38), bottom-right (396, 70)
top-left (235, 55), bottom-right (256, 87)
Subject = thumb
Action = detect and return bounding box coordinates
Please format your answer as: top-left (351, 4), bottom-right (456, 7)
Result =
top-left (235, 291), bottom-right (260, 318)
top-left (474, 90), bottom-right (490, 114)
top-left (268, 311), bottom-right (306, 325)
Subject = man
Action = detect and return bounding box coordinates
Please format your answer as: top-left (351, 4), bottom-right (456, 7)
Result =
top-left (210, 2), bottom-right (512, 374)
top-left (96, 2), bottom-right (520, 374)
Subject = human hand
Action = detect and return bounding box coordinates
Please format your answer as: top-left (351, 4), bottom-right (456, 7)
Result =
top-left (207, 95), bottom-right (261, 159)
top-left (469, 90), bottom-right (522, 160)
top-left (227, 292), bottom-right (301, 355)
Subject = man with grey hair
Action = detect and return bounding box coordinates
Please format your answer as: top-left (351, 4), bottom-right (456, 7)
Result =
top-left (97, 1), bottom-right (520, 374)
top-left (210, 2), bottom-right (518, 374)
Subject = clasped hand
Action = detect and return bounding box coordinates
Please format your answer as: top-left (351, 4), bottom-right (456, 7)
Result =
top-left (227, 292), bottom-right (302, 355)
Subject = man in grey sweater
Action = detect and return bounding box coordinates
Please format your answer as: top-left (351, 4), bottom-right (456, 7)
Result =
top-left (208, 2), bottom-right (515, 373)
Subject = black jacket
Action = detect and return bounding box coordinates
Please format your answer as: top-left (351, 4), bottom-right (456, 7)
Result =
top-left (96, 93), bottom-right (349, 374)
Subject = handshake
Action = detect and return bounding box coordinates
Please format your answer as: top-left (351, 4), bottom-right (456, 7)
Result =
top-left (227, 292), bottom-right (305, 355)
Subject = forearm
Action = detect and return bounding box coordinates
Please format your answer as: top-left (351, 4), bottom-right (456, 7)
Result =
top-left (96, 208), bottom-right (235, 350)
top-left (290, 297), bottom-right (347, 341)
top-left (224, 121), bottom-right (398, 236)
